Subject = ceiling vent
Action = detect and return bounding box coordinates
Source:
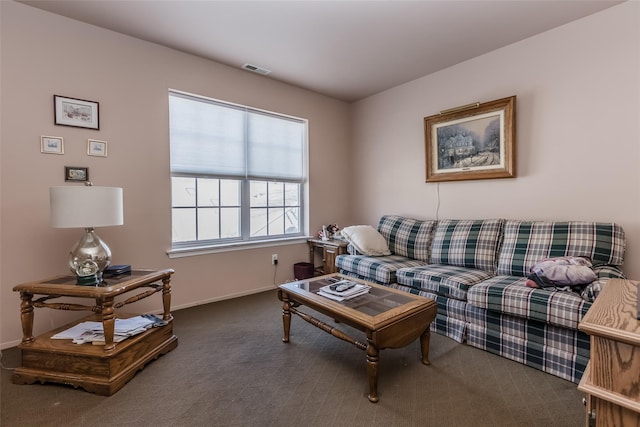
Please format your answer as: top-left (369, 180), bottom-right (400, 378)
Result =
top-left (242, 63), bottom-right (271, 75)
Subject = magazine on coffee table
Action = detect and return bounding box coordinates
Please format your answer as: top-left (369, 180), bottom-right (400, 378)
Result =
top-left (318, 279), bottom-right (370, 301)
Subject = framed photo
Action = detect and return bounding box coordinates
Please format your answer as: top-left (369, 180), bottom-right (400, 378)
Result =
top-left (424, 96), bottom-right (516, 182)
top-left (87, 139), bottom-right (108, 157)
top-left (65, 166), bottom-right (89, 182)
top-left (54, 95), bottom-right (99, 130)
top-left (40, 136), bottom-right (64, 154)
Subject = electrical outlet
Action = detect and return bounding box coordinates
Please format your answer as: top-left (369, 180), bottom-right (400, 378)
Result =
top-left (271, 254), bottom-right (278, 265)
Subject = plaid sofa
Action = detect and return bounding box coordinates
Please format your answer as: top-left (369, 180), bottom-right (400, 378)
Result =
top-left (335, 215), bottom-right (626, 383)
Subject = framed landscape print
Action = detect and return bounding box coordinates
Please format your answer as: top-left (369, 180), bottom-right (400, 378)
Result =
top-left (87, 139), bottom-right (108, 157)
top-left (54, 95), bottom-right (100, 130)
top-left (424, 96), bottom-right (516, 182)
top-left (40, 136), bottom-right (64, 154)
top-left (65, 166), bottom-right (89, 182)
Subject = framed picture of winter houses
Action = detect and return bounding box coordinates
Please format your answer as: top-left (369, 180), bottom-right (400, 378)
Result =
top-left (424, 95), bottom-right (516, 182)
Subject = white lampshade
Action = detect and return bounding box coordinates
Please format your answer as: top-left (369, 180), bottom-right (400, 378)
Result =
top-left (50, 186), bottom-right (123, 228)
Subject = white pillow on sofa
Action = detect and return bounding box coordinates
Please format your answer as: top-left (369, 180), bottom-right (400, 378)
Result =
top-left (341, 225), bottom-right (391, 256)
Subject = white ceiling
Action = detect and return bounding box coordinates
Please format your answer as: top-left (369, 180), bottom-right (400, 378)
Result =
top-left (19, 0), bottom-right (623, 102)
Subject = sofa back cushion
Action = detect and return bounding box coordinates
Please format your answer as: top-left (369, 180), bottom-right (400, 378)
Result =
top-left (496, 220), bottom-right (626, 277)
top-left (377, 215), bottom-right (436, 262)
top-left (429, 219), bottom-right (504, 273)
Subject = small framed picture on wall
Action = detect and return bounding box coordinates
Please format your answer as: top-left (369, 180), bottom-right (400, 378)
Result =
top-left (65, 166), bottom-right (89, 182)
top-left (87, 139), bottom-right (108, 157)
top-left (41, 136), bottom-right (64, 154)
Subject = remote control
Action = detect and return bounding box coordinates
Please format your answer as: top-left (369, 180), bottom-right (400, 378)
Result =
top-left (331, 282), bottom-right (356, 292)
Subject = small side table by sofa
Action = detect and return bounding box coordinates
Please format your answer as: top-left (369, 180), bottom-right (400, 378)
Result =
top-left (11, 268), bottom-right (177, 395)
top-left (578, 279), bottom-right (640, 426)
top-left (307, 238), bottom-right (348, 275)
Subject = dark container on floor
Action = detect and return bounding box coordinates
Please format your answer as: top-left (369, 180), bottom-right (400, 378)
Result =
top-left (294, 262), bottom-right (314, 280)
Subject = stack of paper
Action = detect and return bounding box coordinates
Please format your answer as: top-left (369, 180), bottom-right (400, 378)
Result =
top-left (318, 280), bottom-right (370, 301)
top-left (51, 314), bottom-right (166, 344)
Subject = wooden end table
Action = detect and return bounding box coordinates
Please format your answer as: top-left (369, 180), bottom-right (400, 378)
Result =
top-left (278, 274), bottom-right (437, 402)
top-left (578, 279), bottom-right (640, 426)
top-left (11, 269), bottom-right (178, 395)
top-left (307, 238), bottom-right (348, 275)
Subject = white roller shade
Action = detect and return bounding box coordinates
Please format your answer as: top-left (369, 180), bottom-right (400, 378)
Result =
top-left (169, 91), bottom-right (304, 181)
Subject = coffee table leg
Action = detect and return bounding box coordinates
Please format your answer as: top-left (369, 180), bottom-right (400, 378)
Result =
top-left (420, 327), bottom-right (431, 365)
top-left (366, 341), bottom-right (380, 403)
top-left (281, 297), bottom-right (291, 343)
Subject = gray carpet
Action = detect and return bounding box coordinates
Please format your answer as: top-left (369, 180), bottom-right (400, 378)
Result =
top-left (1, 290), bottom-right (586, 426)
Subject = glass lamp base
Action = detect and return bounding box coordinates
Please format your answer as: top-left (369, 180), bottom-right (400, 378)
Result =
top-left (69, 227), bottom-right (112, 280)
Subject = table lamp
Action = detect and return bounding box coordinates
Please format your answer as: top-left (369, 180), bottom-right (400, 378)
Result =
top-left (50, 184), bottom-right (123, 285)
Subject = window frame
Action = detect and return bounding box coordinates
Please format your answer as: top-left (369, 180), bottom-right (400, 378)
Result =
top-left (167, 90), bottom-right (309, 256)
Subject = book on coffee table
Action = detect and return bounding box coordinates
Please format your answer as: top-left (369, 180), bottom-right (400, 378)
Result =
top-left (318, 280), bottom-right (370, 301)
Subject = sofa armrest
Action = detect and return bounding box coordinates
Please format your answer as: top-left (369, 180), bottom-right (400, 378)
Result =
top-left (347, 243), bottom-right (361, 255)
top-left (593, 265), bottom-right (626, 280)
top-left (580, 265), bottom-right (626, 302)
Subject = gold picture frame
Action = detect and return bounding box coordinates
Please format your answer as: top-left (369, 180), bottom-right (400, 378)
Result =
top-left (424, 96), bottom-right (516, 182)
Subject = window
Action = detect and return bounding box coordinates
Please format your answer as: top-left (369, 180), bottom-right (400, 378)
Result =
top-left (169, 91), bottom-right (307, 250)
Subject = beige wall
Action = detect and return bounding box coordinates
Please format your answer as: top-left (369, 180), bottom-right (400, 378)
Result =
top-left (2, 1), bottom-right (639, 349)
top-left (0, 2), bottom-right (352, 348)
top-left (350, 2), bottom-right (640, 278)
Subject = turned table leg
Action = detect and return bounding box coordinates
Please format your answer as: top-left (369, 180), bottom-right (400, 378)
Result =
top-left (162, 275), bottom-right (173, 321)
top-left (420, 327), bottom-right (432, 365)
top-left (99, 298), bottom-right (116, 351)
top-left (279, 291), bottom-right (291, 343)
top-left (366, 340), bottom-right (380, 403)
top-left (19, 292), bottom-right (35, 344)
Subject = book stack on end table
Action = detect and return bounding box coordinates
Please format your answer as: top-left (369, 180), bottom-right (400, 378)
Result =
top-left (318, 279), bottom-right (370, 301)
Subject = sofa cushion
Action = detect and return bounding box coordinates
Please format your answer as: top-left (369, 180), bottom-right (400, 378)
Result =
top-left (396, 264), bottom-right (495, 301)
top-left (377, 215), bottom-right (436, 262)
top-left (392, 284), bottom-right (469, 342)
top-left (335, 254), bottom-right (428, 284)
top-left (497, 220), bottom-right (626, 277)
top-left (465, 304), bottom-right (591, 358)
top-left (466, 275), bottom-right (591, 329)
top-left (465, 313), bottom-right (589, 383)
top-left (341, 225), bottom-right (391, 256)
top-left (429, 219), bottom-right (503, 273)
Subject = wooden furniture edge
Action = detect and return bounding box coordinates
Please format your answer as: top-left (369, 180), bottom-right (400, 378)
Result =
top-left (578, 362), bottom-right (640, 414)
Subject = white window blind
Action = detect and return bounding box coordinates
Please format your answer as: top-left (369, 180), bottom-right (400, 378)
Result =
top-left (169, 92), bottom-right (304, 181)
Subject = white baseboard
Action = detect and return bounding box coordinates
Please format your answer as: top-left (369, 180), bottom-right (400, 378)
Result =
top-left (1, 339), bottom-right (21, 350)
top-left (171, 284), bottom-right (277, 312)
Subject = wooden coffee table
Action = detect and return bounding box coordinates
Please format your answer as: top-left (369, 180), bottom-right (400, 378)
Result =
top-left (277, 274), bottom-right (437, 402)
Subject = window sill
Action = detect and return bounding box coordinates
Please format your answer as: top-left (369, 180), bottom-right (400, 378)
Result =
top-left (166, 236), bottom-right (310, 259)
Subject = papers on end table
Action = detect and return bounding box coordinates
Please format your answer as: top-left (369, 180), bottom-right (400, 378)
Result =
top-left (318, 280), bottom-right (370, 301)
top-left (51, 314), bottom-right (168, 344)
